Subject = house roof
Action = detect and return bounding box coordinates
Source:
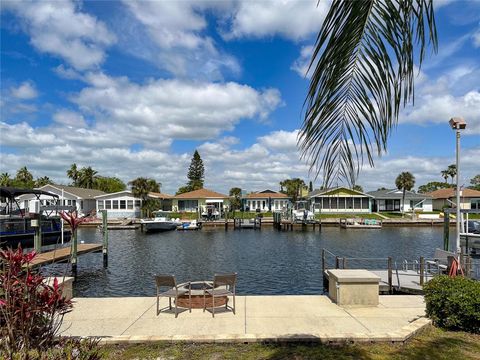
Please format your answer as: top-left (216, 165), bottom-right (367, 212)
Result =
top-left (427, 188), bottom-right (480, 199)
top-left (39, 184), bottom-right (105, 199)
top-left (244, 190), bottom-right (289, 199)
top-left (367, 189), bottom-right (432, 200)
top-left (308, 187), bottom-right (373, 198)
top-left (173, 188), bottom-right (228, 199)
top-left (149, 192), bottom-right (173, 199)
top-left (94, 190), bottom-right (136, 199)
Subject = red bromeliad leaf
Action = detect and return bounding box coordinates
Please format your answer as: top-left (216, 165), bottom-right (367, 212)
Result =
top-left (59, 210), bottom-right (87, 232)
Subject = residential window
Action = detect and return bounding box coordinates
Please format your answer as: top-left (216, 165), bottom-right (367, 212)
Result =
top-left (112, 200), bottom-right (119, 210)
top-left (80, 200), bottom-right (84, 210)
top-left (362, 198), bottom-right (369, 209)
top-left (346, 198), bottom-right (353, 209)
top-left (98, 200), bottom-right (104, 210)
top-left (72, 200), bottom-right (76, 207)
top-left (354, 198), bottom-right (361, 209)
top-left (338, 198), bottom-right (346, 209)
top-left (471, 199), bottom-right (480, 210)
top-left (127, 200), bottom-right (133, 209)
top-left (135, 200), bottom-right (141, 208)
top-left (322, 198), bottom-right (329, 209)
top-left (105, 200), bottom-right (111, 209)
top-left (120, 200), bottom-right (126, 209)
top-left (331, 197), bottom-right (338, 209)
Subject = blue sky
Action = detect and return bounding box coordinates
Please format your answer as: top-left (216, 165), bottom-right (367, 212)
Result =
top-left (1, 0), bottom-right (479, 194)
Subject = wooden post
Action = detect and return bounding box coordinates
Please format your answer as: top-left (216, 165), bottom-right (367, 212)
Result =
top-left (71, 228), bottom-right (78, 275)
top-left (335, 256), bottom-right (340, 269)
top-left (443, 213), bottom-right (450, 251)
top-left (387, 257), bottom-right (393, 294)
top-left (343, 257), bottom-right (347, 269)
top-left (225, 210), bottom-right (228, 231)
top-left (322, 249), bottom-right (327, 291)
top-left (419, 257), bottom-right (425, 286)
top-left (33, 212), bottom-right (42, 253)
top-left (102, 210), bottom-right (108, 268)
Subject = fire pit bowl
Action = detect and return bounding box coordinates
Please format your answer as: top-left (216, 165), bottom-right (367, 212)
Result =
top-left (176, 281), bottom-right (228, 309)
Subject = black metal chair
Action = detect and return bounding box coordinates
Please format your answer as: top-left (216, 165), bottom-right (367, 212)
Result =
top-left (155, 274), bottom-right (191, 318)
top-left (203, 273), bottom-right (237, 317)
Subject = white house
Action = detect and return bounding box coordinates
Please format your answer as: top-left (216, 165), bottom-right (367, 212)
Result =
top-left (18, 184), bottom-right (105, 215)
top-left (242, 190), bottom-right (290, 212)
top-left (95, 190), bottom-right (142, 219)
top-left (368, 189), bottom-right (433, 212)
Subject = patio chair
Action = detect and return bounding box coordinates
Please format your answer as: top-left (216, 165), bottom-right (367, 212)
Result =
top-left (203, 273), bottom-right (237, 317)
top-left (155, 274), bottom-right (191, 318)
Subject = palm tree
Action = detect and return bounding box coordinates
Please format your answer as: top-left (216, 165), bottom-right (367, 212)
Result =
top-left (395, 172), bottom-right (415, 216)
top-left (447, 164), bottom-right (457, 185)
top-left (35, 176), bottom-right (52, 187)
top-left (77, 166), bottom-right (98, 189)
top-left (15, 166), bottom-right (34, 188)
top-left (300, 0), bottom-right (437, 187)
top-left (67, 164), bottom-right (79, 186)
top-left (129, 177), bottom-right (161, 217)
top-left (441, 170), bottom-right (449, 184)
top-left (0, 173), bottom-right (11, 187)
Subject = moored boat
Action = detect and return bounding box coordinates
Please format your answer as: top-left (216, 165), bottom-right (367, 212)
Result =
top-left (140, 211), bottom-right (181, 232)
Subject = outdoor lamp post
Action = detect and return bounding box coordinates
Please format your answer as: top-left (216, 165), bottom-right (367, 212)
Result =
top-left (449, 116), bottom-right (467, 268)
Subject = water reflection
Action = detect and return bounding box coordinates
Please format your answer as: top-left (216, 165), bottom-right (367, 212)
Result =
top-left (41, 226), bottom-right (452, 297)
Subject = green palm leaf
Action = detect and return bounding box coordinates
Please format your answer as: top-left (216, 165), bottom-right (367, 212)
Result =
top-left (299, 0), bottom-right (437, 187)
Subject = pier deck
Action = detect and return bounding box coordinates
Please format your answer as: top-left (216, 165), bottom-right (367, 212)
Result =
top-left (371, 270), bottom-right (433, 294)
top-left (29, 243), bottom-right (103, 268)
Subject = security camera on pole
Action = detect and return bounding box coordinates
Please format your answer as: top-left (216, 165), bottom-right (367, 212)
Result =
top-left (449, 117), bottom-right (466, 270)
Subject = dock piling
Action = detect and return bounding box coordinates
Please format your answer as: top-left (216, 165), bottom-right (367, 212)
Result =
top-left (101, 210), bottom-right (109, 268)
top-left (71, 229), bottom-right (78, 275)
top-left (419, 257), bottom-right (425, 286)
top-left (387, 257), bottom-right (393, 294)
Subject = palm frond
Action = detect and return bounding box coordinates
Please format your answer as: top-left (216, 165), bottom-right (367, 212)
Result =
top-left (299, 0), bottom-right (437, 188)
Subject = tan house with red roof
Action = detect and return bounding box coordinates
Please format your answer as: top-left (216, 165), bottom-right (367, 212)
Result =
top-left (172, 188), bottom-right (230, 214)
top-left (427, 188), bottom-right (480, 211)
top-left (243, 190), bottom-right (291, 212)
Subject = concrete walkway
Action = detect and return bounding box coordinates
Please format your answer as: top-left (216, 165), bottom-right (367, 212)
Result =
top-left (61, 295), bottom-right (429, 344)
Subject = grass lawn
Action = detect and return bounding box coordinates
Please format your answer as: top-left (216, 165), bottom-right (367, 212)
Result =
top-left (102, 326), bottom-right (480, 359)
top-left (380, 212), bottom-right (406, 218)
top-left (315, 213), bottom-right (384, 220)
top-left (231, 211), bottom-right (273, 219)
top-left (468, 214), bottom-right (480, 219)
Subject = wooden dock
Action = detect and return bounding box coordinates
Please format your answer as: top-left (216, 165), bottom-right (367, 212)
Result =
top-left (371, 270), bottom-right (433, 294)
top-left (29, 243), bottom-right (103, 268)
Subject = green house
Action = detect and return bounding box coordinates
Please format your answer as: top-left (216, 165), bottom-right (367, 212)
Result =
top-left (308, 187), bottom-right (373, 214)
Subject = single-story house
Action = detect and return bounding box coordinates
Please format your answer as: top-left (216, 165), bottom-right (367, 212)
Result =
top-left (308, 187), bottom-right (373, 213)
top-left (95, 190), bottom-right (142, 219)
top-left (172, 188), bottom-right (230, 214)
top-left (243, 190), bottom-right (290, 212)
top-left (148, 192), bottom-right (174, 211)
top-left (18, 184), bottom-right (105, 216)
top-left (427, 188), bottom-right (480, 210)
top-left (367, 189), bottom-right (433, 212)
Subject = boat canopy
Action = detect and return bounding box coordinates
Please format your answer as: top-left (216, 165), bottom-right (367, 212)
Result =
top-left (0, 186), bottom-right (59, 199)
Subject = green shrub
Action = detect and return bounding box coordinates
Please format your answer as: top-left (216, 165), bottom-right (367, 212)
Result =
top-left (423, 275), bottom-right (480, 333)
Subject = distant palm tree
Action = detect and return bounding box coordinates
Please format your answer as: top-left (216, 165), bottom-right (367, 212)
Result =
top-left (0, 172), bottom-right (11, 187)
top-left (299, 0), bottom-right (437, 187)
top-left (67, 163), bottom-right (79, 186)
top-left (395, 172), bottom-right (415, 216)
top-left (447, 164), bottom-right (457, 185)
top-left (129, 177), bottom-right (161, 217)
top-left (441, 170), bottom-right (449, 184)
top-left (35, 176), bottom-right (52, 187)
top-left (77, 166), bottom-right (98, 189)
top-left (15, 166), bottom-right (34, 188)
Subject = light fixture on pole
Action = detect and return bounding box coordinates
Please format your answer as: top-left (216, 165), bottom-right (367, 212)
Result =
top-left (449, 116), bottom-right (466, 269)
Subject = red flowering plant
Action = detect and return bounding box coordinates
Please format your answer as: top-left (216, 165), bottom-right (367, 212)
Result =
top-left (0, 246), bottom-right (73, 355)
top-left (59, 210), bottom-right (87, 233)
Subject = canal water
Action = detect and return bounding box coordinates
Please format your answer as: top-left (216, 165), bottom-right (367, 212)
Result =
top-left (40, 226), bottom-right (457, 297)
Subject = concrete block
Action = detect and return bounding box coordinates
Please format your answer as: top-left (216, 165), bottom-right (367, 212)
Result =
top-left (44, 276), bottom-right (74, 300)
top-left (328, 270), bottom-right (380, 306)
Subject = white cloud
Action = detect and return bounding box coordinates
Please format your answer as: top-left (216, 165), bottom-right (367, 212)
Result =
top-left (258, 130), bottom-right (299, 152)
top-left (291, 45), bottom-right (314, 78)
top-left (121, 0), bottom-right (239, 78)
top-left (3, 0), bottom-right (115, 70)
top-left (53, 110), bottom-right (87, 127)
top-left (10, 81), bottom-right (38, 99)
top-left (473, 28), bottom-right (480, 47)
top-left (401, 66), bottom-right (480, 134)
top-left (221, 0), bottom-right (329, 41)
top-left (72, 73), bottom-right (282, 140)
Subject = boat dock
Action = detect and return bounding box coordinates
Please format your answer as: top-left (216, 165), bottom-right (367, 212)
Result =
top-left (29, 243), bottom-right (103, 268)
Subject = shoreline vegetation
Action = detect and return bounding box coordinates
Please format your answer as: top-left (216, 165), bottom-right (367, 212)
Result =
top-left (100, 326), bottom-right (480, 360)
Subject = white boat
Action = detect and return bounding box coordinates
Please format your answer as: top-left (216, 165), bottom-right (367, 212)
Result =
top-left (201, 205), bottom-right (220, 220)
top-left (140, 211), bottom-right (181, 232)
top-left (177, 219), bottom-right (201, 230)
top-left (292, 201), bottom-right (315, 223)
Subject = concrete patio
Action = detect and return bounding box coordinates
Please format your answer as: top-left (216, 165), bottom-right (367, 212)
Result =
top-left (60, 295), bottom-right (430, 344)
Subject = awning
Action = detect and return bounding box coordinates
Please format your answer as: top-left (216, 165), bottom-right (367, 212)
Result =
top-left (0, 186), bottom-right (59, 199)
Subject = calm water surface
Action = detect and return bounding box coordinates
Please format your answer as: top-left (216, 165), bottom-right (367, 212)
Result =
top-left (40, 226), bottom-right (452, 297)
